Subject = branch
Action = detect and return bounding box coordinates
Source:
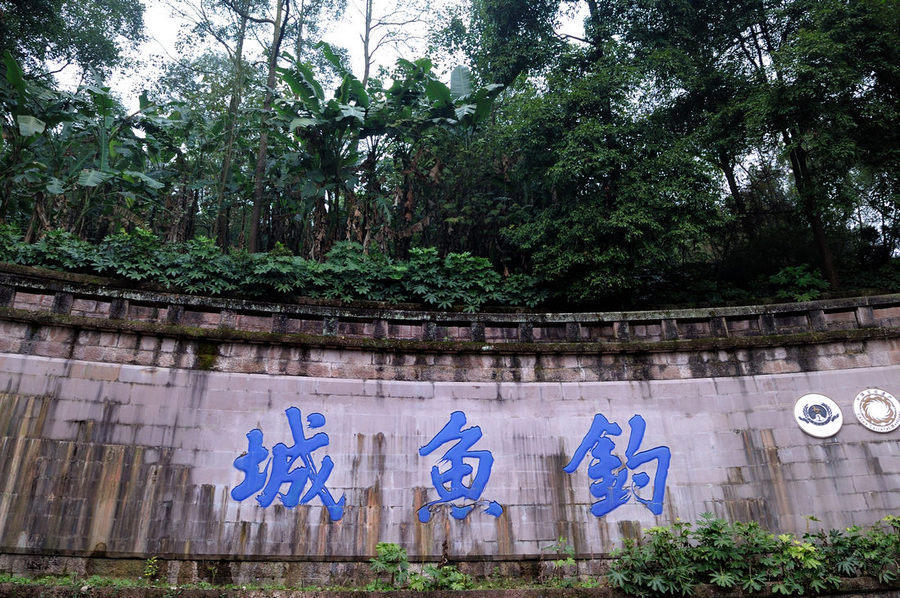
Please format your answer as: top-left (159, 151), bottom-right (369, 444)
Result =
top-left (221, 0), bottom-right (276, 24)
top-left (555, 32), bottom-right (592, 45)
top-left (45, 60), bottom-right (73, 75)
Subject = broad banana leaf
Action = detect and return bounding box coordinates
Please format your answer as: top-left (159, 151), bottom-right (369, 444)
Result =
top-left (122, 170), bottom-right (164, 189)
top-left (425, 79), bottom-right (453, 107)
top-left (290, 117), bottom-right (319, 130)
top-left (46, 178), bottom-right (64, 195)
top-left (316, 42), bottom-right (349, 78)
top-left (17, 115), bottom-right (46, 137)
top-left (3, 52), bottom-right (25, 96)
top-left (77, 169), bottom-right (113, 187)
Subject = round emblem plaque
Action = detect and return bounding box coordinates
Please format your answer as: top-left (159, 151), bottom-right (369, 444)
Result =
top-left (853, 389), bottom-right (900, 433)
top-left (793, 394), bottom-right (843, 438)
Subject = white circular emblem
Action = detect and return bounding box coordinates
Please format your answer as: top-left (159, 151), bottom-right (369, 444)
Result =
top-left (853, 389), bottom-right (900, 433)
top-left (794, 394), bottom-right (843, 438)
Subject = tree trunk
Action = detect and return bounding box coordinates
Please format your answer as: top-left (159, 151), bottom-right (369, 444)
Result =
top-left (362, 0), bottom-right (373, 86)
top-left (248, 0), bottom-right (288, 253)
top-left (213, 6), bottom-right (249, 249)
top-left (716, 152), bottom-right (753, 241)
top-left (782, 130), bottom-right (839, 286)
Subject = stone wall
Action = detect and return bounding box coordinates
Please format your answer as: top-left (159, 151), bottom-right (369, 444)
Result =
top-left (0, 266), bottom-right (897, 581)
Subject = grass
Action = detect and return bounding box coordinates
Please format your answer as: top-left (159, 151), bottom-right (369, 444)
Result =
top-left (0, 571), bottom-right (608, 593)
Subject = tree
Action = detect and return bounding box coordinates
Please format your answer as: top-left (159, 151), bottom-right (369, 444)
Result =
top-left (614, 0), bottom-right (898, 286)
top-left (0, 0), bottom-right (144, 75)
top-left (248, 0), bottom-right (290, 252)
top-left (351, 0), bottom-right (429, 85)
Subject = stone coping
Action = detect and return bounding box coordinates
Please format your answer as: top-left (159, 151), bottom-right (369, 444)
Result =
top-left (2, 306), bottom-right (898, 356)
top-left (1, 263), bottom-right (898, 348)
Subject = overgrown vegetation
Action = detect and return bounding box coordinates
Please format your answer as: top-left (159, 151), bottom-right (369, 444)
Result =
top-left (608, 514), bottom-right (900, 597)
top-left (1, 0), bottom-right (897, 310)
top-left (367, 542), bottom-right (475, 591)
top-left (0, 225), bottom-right (545, 310)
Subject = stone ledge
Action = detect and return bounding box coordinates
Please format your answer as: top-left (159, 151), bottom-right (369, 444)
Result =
top-left (2, 306), bottom-right (897, 357)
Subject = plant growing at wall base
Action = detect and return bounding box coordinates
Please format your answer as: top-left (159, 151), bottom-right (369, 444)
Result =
top-left (368, 542), bottom-right (409, 589)
top-left (141, 556), bottom-right (160, 581)
top-left (605, 514), bottom-right (900, 597)
top-left (408, 565), bottom-right (473, 590)
top-left (539, 536), bottom-right (578, 587)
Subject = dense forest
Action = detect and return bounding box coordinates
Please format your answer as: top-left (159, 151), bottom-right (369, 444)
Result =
top-left (0, 0), bottom-right (897, 310)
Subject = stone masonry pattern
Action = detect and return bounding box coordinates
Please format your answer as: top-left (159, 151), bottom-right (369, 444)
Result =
top-left (0, 267), bottom-right (897, 582)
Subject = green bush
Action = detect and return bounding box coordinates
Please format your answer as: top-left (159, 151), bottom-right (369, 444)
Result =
top-left (607, 514), bottom-right (899, 597)
top-left (368, 542), bottom-right (409, 589)
top-left (408, 565), bottom-right (474, 591)
top-left (0, 229), bottom-right (543, 310)
top-left (368, 542), bottom-right (472, 591)
top-left (769, 264), bottom-right (830, 302)
top-left (163, 236), bottom-right (241, 295)
top-left (29, 230), bottom-right (99, 272)
top-left (94, 228), bottom-right (165, 281)
top-left (405, 247), bottom-right (502, 310)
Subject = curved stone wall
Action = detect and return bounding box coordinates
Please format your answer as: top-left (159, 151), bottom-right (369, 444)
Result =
top-left (0, 266), bottom-right (897, 578)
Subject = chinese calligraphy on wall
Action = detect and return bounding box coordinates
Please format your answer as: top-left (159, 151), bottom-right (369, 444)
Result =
top-left (231, 409), bottom-right (671, 522)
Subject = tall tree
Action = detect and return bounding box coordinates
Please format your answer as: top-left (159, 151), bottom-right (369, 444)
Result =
top-left (248, 0), bottom-right (290, 252)
top-left (352, 0), bottom-right (428, 85)
top-left (0, 0), bottom-right (144, 74)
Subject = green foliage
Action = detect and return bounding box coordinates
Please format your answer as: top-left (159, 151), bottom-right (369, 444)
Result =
top-left (0, 225), bottom-right (24, 263)
top-left (28, 229), bottom-right (99, 272)
top-left (809, 516), bottom-right (900, 585)
top-left (0, 229), bottom-right (537, 310)
top-left (163, 237), bottom-right (241, 295)
top-left (607, 514), bottom-right (899, 597)
top-left (1, 0), bottom-right (898, 311)
top-left (770, 265), bottom-right (831, 302)
top-left (404, 247), bottom-right (501, 311)
top-left (141, 556), bottom-right (160, 581)
top-left (541, 536), bottom-right (576, 567)
top-left (0, 0), bottom-right (144, 74)
top-left (368, 542), bottom-right (472, 591)
top-left (539, 537), bottom-right (578, 588)
top-left (94, 228), bottom-right (165, 281)
top-left (408, 565), bottom-right (474, 591)
top-left (368, 542), bottom-right (409, 589)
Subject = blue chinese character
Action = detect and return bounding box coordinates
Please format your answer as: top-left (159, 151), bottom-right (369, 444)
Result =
top-left (231, 407), bottom-right (346, 521)
top-left (564, 414), bottom-right (671, 517)
top-left (418, 411), bottom-right (503, 523)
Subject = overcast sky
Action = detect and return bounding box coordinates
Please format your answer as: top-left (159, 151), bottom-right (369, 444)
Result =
top-left (90, 0), bottom-right (585, 111)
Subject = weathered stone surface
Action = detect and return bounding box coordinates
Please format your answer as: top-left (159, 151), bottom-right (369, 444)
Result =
top-left (0, 350), bottom-right (896, 565)
top-left (1, 264), bottom-right (898, 346)
top-left (0, 270), bottom-right (897, 587)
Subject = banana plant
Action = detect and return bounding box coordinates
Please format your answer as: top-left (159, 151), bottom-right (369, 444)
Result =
top-left (1, 53), bottom-right (174, 237)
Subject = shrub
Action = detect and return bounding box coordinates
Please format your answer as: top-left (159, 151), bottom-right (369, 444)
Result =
top-left (93, 228), bottom-right (165, 281)
top-left (162, 237), bottom-right (240, 295)
top-left (368, 542), bottom-right (472, 591)
top-left (769, 264), bottom-right (830, 302)
top-left (0, 228), bottom-right (544, 309)
top-left (408, 565), bottom-right (473, 591)
top-left (606, 514), bottom-right (899, 597)
top-left (29, 230), bottom-right (99, 272)
top-left (368, 542), bottom-right (409, 589)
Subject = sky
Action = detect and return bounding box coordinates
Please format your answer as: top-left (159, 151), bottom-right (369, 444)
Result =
top-left (87, 0), bottom-right (586, 111)
top-left (102, 0), bottom-right (432, 110)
